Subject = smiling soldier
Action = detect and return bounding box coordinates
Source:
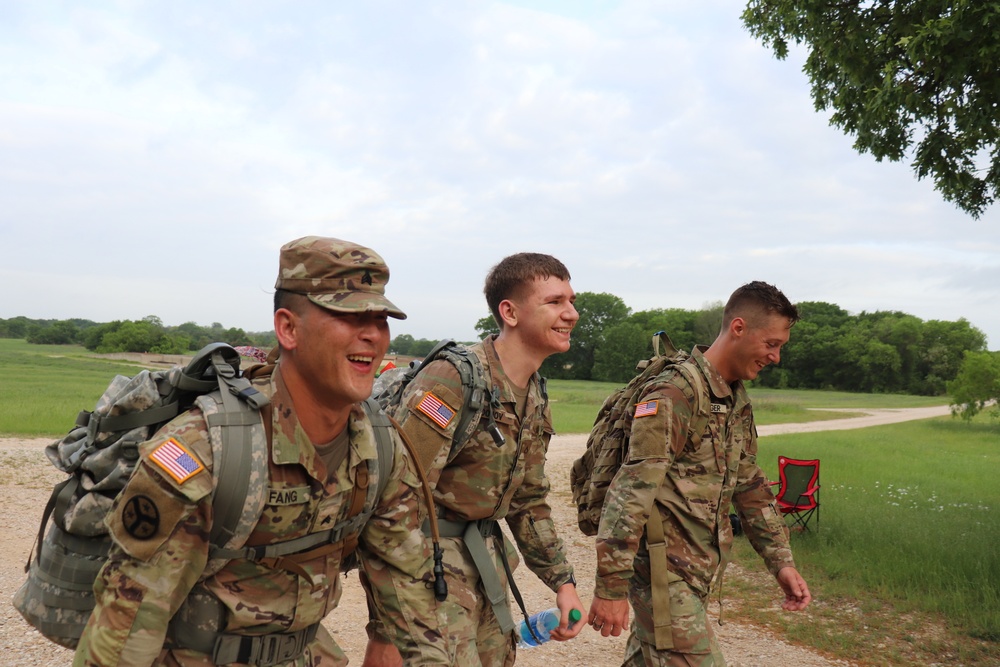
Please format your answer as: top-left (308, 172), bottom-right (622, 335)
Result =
top-left (361, 253), bottom-right (587, 667)
top-left (589, 281), bottom-right (812, 667)
top-left (74, 236), bottom-right (429, 667)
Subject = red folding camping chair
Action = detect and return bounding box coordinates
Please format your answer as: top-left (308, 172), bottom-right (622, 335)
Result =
top-left (770, 456), bottom-right (820, 532)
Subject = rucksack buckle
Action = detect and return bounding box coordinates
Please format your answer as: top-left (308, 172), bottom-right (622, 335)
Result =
top-left (257, 632), bottom-right (304, 665)
top-left (212, 624), bottom-right (317, 666)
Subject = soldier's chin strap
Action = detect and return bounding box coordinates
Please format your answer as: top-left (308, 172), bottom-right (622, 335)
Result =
top-left (389, 416), bottom-right (448, 601)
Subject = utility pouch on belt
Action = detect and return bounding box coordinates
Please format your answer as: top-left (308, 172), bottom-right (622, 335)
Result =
top-left (646, 510), bottom-right (674, 650)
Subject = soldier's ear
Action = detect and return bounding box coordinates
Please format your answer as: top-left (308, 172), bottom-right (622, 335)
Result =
top-left (274, 308), bottom-right (300, 351)
top-left (497, 299), bottom-right (518, 329)
top-left (729, 316), bottom-right (748, 338)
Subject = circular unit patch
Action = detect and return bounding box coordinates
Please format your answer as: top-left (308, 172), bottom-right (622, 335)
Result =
top-left (122, 494), bottom-right (161, 540)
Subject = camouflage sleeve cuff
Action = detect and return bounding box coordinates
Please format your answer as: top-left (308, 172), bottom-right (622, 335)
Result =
top-left (547, 569), bottom-right (576, 593)
top-left (765, 556), bottom-right (797, 579)
top-left (594, 574), bottom-right (630, 600)
top-left (366, 617), bottom-right (391, 643)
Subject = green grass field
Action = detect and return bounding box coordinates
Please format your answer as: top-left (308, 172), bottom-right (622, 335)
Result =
top-left (729, 415), bottom-right (1000, 664)
top-left (1, 337), bottom-right (952, 437)
top-left (0, 339), bottom-right (147, 436)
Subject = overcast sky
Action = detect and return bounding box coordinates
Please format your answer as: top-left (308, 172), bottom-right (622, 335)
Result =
top-left (3, 1), bottom-right (998, 350)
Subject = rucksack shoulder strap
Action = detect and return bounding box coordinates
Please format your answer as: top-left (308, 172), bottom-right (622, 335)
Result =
top-left (443, 345), bottom-right (499, 449)
top-left (211, 398), bottom-right (396, 566)
top-left (671, 361), bottom-right (709, 444)
top-left (197, 349), bottom-right (270, 572)
top-left (363, 397), bottom-right (395, 504)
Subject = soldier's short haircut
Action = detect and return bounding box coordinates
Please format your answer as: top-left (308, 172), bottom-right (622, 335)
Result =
top-left (484, 253), bottom-right (571, 328)
top-left (274, 288), bottom-right (310, 314)
top-left (722, 281), bottom-right (799, 331)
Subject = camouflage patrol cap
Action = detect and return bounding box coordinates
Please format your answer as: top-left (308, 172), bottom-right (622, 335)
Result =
top-left (275, 236), bottom-right (407, 319)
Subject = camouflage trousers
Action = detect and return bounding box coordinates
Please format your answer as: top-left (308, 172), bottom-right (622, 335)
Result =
top-left (439, 534), bottom-right (516, 667)
top-left (622, 552), bottom-right (726, 667)
top-left (360, 535), bottom-right (516, 666)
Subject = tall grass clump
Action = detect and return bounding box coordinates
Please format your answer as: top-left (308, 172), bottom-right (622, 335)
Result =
top-left (0, 339), bottom-right (147, 437)
top-left (755, 416), bottom-right (1000, 641)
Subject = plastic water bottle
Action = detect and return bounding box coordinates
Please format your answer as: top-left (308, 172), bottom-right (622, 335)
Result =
top-left (515, 608), bottom-right (583, 648)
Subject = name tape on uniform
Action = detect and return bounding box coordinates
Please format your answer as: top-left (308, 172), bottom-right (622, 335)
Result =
top-left (267, 486), bottom-right (312, 506)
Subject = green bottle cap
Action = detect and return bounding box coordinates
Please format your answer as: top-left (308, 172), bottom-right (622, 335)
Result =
top-left (569, 608), bottom-right (582, 624)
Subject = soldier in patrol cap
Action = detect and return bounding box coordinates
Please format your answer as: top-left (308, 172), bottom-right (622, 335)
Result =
top-left (74, 236), bottom-right (432, 667)
top-left (361, 253), bottom-right (587, 667)
top-left (589, 281), bottom-right (811, 666)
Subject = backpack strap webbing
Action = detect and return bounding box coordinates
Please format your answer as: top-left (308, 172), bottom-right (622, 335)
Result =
top-left (428, 341), bottom-right (502, 452)
top-left (432, 517), bottom-right (538, 641)
top-left (204, 349), bottom-right (270, 550)
top-left (208, 398), bottom-right (394, 568)
top-left (645, 360), bottom-right (707, 651)
top-left (645, 510), bottom-right (673, 651)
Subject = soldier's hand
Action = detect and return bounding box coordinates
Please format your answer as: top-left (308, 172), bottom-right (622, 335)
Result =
top-left (588, 596), bottom-right (629, 638)
top-left (776, 566), bottom-right (812, 611)
top-left (549, 582), bottom-right (586, 640)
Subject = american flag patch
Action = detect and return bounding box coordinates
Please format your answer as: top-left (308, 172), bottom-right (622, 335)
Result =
top-left (417, 392), bottom-right (456, 429)
top-left (634, 400), bottom-right (659, 418)
top-left (150, 438), bottom-right (205, 484)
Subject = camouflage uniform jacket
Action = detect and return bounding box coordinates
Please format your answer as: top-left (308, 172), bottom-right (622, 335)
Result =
top-left (384, 335), bottom-right (573, 593)
top-left (595, 346), bottom-right (794, 600)
top-left (74, 364), bottom-right (428, 667)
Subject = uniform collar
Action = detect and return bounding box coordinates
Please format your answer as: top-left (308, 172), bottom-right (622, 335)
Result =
top-left (691, 345), bottom-right (739, 402)
top-left (481, 334), bottom-right (543, 402)
top-left (480, 335), bottom-right (551, 428)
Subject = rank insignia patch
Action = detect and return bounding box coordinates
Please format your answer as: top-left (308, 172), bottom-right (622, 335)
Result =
top-left (634, 400), bottom-right (659, 418)
top-left (150, 438), bottom-right (205, 484)
top-left (417, 392), bottom-right (456, 429)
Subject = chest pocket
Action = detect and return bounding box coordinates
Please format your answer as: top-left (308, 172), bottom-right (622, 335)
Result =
top-left (248, 481), bottom-right (318, 549)
top-left (693, 403), bottom-right (730, 476)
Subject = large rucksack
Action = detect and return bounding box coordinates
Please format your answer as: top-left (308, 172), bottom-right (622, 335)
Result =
top-left (13, 342), bottom-right (395, 649)
top-left (570, 331), bottom-right (706, 536)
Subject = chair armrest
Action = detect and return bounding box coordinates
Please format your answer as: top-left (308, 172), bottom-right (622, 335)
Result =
top-left (800, 483), bottom-right (820, 498)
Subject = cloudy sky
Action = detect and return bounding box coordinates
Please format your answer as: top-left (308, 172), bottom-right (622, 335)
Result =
top-left (2, 1), bottom-right (998, 350)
